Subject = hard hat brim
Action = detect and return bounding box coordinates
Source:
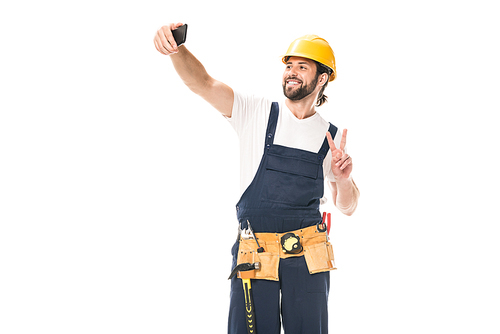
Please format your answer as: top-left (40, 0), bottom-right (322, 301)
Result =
top-left (282, 55), bottom-right (336, 82)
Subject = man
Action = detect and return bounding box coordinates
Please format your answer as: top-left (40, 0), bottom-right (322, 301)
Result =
top-left (154, 23), bottom-right (359, 334)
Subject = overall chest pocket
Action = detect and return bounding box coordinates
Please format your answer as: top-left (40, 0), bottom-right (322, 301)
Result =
top-left (260, 153), bottom-right (322, 207)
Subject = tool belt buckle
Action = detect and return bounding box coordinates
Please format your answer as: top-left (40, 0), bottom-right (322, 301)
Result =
top-left (280, 233), bottom-right (303, 254)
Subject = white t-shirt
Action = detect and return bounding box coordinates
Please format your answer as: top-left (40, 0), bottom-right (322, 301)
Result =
top-left (227, 91), bottom-right (342, 197)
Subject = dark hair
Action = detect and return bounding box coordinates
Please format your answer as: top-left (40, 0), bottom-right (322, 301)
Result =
top-left (314, 61), bottom-right (333, 107)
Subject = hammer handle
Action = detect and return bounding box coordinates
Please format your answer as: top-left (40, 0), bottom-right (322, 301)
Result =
top-left (242, 278), bottom-right (257, 334)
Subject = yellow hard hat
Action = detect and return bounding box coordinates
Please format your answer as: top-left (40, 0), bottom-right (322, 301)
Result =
top-left (282, 35), bottom-right (337, 82)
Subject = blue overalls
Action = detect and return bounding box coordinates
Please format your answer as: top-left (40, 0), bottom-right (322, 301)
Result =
top-left (228, 102), bottom-right (338, 334)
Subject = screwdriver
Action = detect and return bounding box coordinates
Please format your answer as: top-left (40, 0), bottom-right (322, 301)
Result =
top-left (247, 220), bottom-right (264, 253)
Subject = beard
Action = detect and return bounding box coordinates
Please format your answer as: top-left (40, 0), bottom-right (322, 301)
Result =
top-left (282, 75), bottom-right (319, 101)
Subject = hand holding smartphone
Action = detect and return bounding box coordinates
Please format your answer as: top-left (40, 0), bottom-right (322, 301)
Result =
top-left (153, 23), bottom-right (188, 56)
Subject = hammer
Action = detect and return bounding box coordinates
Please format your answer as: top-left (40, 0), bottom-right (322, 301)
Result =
top-left (228, 262), bottom-right (261, 334)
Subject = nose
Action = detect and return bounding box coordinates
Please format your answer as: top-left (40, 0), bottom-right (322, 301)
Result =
top-left (285, 66), bottom-right (299, 80)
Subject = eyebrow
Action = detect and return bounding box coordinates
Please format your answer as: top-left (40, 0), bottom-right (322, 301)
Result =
top-left (286, 61), bottom-right (310, 65)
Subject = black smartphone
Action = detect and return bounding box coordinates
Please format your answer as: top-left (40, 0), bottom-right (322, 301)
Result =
top-left (172, 24), bottom-right (188, 47)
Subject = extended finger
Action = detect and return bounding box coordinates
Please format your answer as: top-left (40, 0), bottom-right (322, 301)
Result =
top-left (326, 131), bottom-right (337, 152)
top-left (340, 129), bottom-right (348, 151)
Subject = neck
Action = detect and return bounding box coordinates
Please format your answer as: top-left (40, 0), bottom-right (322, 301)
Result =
top-left (285, 96), bottom-right (317, 120)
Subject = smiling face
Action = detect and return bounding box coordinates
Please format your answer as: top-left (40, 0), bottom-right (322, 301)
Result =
top-left (282, 57), bottom-right (320, 101)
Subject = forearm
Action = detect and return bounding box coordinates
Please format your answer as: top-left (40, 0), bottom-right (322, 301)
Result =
top-left (168, 46), bottom-right (233, 116)
top-left (333, 178), bottom-right (359, 216)
top-left (170, 46), bottom-right (211, 95)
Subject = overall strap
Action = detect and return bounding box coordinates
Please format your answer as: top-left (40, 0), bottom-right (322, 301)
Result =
top-left (264, 102), bottom-right (280, 151)
top-left (317, 123), bottom-right (338, 159)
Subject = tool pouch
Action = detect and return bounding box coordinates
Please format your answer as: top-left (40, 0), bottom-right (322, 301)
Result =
top-left (303, 241), bottom-right (336, 274)
top-left (237, 240), bottom-right (280, 281)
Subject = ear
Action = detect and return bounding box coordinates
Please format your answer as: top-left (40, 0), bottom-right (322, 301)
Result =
top-left (318, 73), bottom-right (328, 86)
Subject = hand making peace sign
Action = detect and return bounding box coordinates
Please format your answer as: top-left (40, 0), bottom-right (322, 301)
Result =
top-left (326, 129), bottom-right (352, 180)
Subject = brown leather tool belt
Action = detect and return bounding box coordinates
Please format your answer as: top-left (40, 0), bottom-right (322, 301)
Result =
top-left (236, 225), bottom-right (336, 281)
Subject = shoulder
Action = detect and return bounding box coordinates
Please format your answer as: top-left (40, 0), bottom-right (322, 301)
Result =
top-left (232, 91), bottom-right (273, 115)
top-left (228, 91), bottom-right (274, 134)
top-left (314, 112), bottom-right (342, 146)
top-left (312, 111), bottom-right (339, 138)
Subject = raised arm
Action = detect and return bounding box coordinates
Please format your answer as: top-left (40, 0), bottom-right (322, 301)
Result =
top-left (154, 23), bottom-right (234, 117)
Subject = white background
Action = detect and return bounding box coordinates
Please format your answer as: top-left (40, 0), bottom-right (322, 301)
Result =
top-left (1, 0), bottom-right (499, 333)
